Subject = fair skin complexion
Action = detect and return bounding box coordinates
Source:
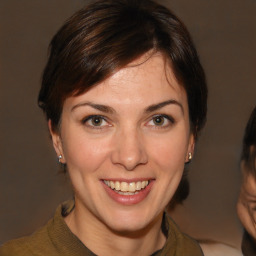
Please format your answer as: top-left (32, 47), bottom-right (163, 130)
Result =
top-left (49, 53), bottom-right (194, 256)
top-left (237, 160), bottom-right (256, 241)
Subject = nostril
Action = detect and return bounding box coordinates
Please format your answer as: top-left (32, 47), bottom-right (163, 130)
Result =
top-left (110, 131), bottom-right (148, 170)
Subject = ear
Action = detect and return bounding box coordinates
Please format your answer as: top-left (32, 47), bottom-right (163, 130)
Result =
top-left (48, 120), bottom-right (66, 164)
top-left (185, 133), bottom-right (195, 163)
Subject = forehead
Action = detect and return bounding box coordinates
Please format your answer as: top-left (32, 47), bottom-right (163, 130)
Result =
top-left (242, 172), bottom-right (256, 196)
top-left (110, 52), bottom-right (180, 89)
top-left (66, 53), bottom-right (187, 108)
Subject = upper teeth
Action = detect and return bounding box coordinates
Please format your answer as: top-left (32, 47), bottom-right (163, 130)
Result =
top-left (104, 180), bottom-right (149, 192)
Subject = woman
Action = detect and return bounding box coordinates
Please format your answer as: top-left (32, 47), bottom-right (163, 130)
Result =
top-left (237, 106), bottom-right (256, 255)
top-left (0, 0), bottom-right (207, 255)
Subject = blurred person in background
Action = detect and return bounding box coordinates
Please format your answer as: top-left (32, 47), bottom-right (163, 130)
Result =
top-left (237, 106), bottom-right (256, 256)
top-left (168, 177), bottom-right (242, 255)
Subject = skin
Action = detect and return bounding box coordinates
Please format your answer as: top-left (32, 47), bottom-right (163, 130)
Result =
top-left (49, 52), bottom-right (194, 256)
top-left (237, 161), bottom-right (256, 241)
top-left (199, 241), bottom-right (242, 256)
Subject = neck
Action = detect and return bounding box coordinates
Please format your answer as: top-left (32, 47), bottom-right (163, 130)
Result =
top-left (64, 203), bottom-right (166, 256)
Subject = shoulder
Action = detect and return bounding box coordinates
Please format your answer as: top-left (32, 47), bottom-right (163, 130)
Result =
top-left (0, 219), bottom-right (57, 256)
top-left (199, 241), bottom-right (242, 256)
top-left (0, 201), bottom-right (76, 256)
top-left (0, 223), bottom-right (50, 256)
top-left (0, 236), bottom-right (33, 256)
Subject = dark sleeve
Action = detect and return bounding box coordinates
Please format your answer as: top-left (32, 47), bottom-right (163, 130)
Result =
top-left (242, 230), bottom-right (256, 256)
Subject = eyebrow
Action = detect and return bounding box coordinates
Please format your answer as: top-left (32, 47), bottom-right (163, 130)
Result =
top-left (71, 102), bottom-right (116, 114)
top-left (145, 99), bottom-right (184, 114)
top-left (71, 99), bottom-right (184, 114)
top-left (245, 192), bottom-right (256, 199)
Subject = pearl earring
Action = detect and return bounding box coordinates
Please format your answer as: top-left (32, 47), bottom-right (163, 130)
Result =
top-left (58, 155), bottom-right (63, 163)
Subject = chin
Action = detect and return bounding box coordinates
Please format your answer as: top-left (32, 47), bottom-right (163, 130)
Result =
top-left (107, 220), bottom-right (152, 236)
top-left (102, 208), bottom-right (160, 235)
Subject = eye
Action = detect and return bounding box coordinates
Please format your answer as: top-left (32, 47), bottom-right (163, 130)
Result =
top-left (82, 115), bottom-right (109, 128)
top-left (153, 116), bottom-right (165, 126)
top-left (250, 204), bottom-right (256, 212)
top-left (90, 116), bottom-right (104, 126)
top-left (147, 114), bottom-right (174, 128)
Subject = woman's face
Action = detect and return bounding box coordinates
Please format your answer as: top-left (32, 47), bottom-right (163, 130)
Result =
top-left (237, 162), bottom-right (256, 240)
top-left (50, 53), bottom-right (194, 233)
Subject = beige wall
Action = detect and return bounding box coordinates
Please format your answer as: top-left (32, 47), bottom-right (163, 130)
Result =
top-left (1, 0), bottom-right (255, 248)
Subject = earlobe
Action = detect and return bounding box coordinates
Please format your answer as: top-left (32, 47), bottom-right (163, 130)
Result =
top-left (186, 134), bottom-right (195, 163)
top-left (48, 120), bottom-right (66, 163)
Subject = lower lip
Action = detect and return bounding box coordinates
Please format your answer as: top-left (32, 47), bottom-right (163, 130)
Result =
top-left (102, 180), bottom-right (154, 205)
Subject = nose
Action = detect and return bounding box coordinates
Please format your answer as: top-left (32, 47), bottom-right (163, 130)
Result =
top-left (110, 127), bottom-right (148, 171)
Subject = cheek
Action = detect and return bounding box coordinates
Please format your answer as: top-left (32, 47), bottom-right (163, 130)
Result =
top-left (62, 135), bottom-right (111, 173)
top-left (237, 201), bottom-right (255, 235)
top-left (237, 202), bottom-right (248, 227)
top-left (148, 132), bottom-right (189, 169)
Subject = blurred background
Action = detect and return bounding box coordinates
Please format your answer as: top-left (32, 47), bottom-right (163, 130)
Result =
top-left (1, 0), bottom-right (255, 249)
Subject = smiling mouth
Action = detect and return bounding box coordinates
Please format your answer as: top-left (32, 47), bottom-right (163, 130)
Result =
top-left (103, 180), bottom-right (150, 195)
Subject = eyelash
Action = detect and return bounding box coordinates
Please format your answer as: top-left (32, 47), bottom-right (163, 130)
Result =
top-left (82, 115), bottom-right (110, 129)
top-left (250, 204), bottom-right (256, 212)
top-left (146, 114), bottom-right (175, 129)
top-left (81, 114), bottom-right (175, 130)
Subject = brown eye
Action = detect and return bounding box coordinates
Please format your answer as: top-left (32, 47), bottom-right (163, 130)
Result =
top-left (83, 115), bottom-right (108, 128)
top-left (153, 116), bottom-right (165, 126)
top-left (91, 116), bottom-right (103, 126)
top-left (147, 114), bottom-right (174, 129)
top-left (82, 115), bottom-right (112, 131)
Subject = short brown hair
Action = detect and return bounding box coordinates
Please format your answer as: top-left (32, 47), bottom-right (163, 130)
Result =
top-left (241, 106), bottom-right (256, 177)
top-left (38, 0), bottom-right (207, 138)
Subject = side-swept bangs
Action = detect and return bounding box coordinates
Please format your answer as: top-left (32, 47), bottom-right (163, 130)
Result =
top-left (38, 0), bottom-right (207, 137)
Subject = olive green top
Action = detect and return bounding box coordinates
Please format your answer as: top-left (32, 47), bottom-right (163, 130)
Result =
top-left (0, 201), bottom-right (203, 256)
